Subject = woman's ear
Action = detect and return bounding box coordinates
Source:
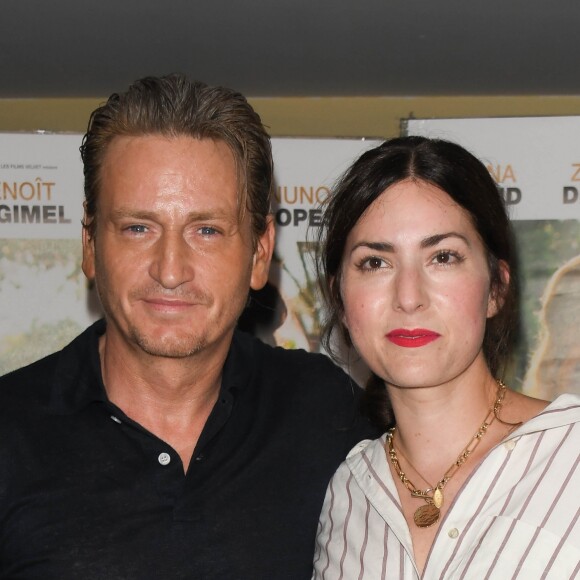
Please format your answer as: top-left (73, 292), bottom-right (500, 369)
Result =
top-left (487, 260), bottom-right (510, 318)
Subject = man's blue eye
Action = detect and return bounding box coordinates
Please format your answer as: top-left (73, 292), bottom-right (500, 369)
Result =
top-left (128, 225), bottom-right (147, 233)
top-left (200, 227), bottom-right (217, 235)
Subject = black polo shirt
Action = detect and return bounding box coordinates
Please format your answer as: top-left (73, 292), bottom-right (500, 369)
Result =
top-left (0, 320), bottom-right (377, 579)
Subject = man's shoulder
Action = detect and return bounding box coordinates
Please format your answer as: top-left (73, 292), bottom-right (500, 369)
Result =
top-left (0, 321), bottom-right (101, 406)
top-left (0, 350), bottom-right (61, 419)
top-left (232, 330), bottom-right (380, 442)
top-left (231, 330), bottom-right (373, 426)
top-left (234, 329), bottom-right (352, 384)
top-left (0, 350), bottom-right (59, 388)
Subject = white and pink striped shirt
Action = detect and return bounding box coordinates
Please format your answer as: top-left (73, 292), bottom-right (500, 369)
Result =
top-left (313, 394), bottom-right (580, 579)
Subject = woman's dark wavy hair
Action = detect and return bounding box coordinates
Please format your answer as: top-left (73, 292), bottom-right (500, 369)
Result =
top-left (317, 136), bottom-right (519, 430)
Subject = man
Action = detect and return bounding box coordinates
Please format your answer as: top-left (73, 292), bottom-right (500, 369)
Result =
top-left (0, 74), bottom-right (376, 578)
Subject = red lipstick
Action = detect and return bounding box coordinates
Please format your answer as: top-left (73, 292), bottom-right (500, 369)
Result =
top-left (386, 328), bottom-right (440, 348)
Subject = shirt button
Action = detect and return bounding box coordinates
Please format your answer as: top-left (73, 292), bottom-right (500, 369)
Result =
top-left (158, 452), bottom-right (171, 466)
top-left (110, 415), bottom-right (122, 424)
top-left (504, 439), bottom-right (517, 451)
top-left (448, 528), bottom-right (459, 539)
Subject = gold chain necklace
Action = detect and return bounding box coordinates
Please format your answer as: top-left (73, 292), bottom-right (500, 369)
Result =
top-left (386, 379), bottom-right (507, 528)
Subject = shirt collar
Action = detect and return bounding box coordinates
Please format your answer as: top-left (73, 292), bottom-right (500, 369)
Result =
top-left (48, 319), bottom-right (108, 414)
top-left (47, 319), bottom-right (254, 415)
top-left (505, 393), bottom-right (580, 441)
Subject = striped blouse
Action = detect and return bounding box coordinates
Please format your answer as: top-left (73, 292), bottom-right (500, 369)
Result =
top-left (313, 394), bottom-right (580, 579)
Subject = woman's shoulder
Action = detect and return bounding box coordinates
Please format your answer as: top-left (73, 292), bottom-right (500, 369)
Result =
top-left (510, 392), bottom-right (580, 440)
top-left (538, 392), bottom-right (580, 424)
top-left (346, 434), bottom-right (388, 460)
top-left (547, 392), bottom-right (580, 408)
top-left (339, 434), bottom-right (390, 480)
top-left (503, 389), bottom-right (550, 425)
top-left (320, 435), bottom-right (390, 512)
top-left (325, 435), bottom-right (387, 484)
top-left (503, 389), bottom-right (580, 428)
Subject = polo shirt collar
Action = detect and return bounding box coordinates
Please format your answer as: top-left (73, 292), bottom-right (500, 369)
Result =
top-left (47, 319), bottom-right (108, 414)
top-left (47, 319), bottom-right (253, 415)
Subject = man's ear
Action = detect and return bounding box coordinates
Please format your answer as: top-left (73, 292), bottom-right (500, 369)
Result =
top-left (81, 207), bottom-right (96, 281)
top-left (487, 260), bottom-right (510, 318)
top-left (250, 216), bottom-right (275, 291)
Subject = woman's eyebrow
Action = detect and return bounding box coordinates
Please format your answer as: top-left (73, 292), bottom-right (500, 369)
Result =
top-left (350, 241), bottom-right (395, 253)
top-left (350, 233), bottom-right (470, 254)
top-left (420, 232), bottom-right (470, 248)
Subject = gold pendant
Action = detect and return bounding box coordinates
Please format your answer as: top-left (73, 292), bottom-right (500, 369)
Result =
top-left (433, 487), bottom-right (444, 509)
top-left (414, 504), bottom-right (440, 528)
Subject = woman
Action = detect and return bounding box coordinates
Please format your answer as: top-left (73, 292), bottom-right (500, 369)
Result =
top-left (313, 137), bottom-right (580, 579)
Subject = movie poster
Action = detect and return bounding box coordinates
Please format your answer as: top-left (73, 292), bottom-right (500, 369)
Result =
top-left (0, 133), bottom-right (95, 375)
top-left (405, 117), bottom-right (580, 398)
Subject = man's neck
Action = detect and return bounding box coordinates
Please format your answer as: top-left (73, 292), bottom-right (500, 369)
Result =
top-left (98, 332), bottom-right (230, 473)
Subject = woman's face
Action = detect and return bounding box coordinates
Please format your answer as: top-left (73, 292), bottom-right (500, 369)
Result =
top-left (340, 178), bottom-right (503, 389)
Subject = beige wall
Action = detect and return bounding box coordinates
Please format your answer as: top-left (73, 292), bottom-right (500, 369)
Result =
top-left (1, 95), bottom-right (580, 138)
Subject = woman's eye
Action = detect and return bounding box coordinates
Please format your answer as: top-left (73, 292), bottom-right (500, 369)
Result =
top-left (433, 251), bottom-right (461, 265)
top-left (359, 256), bottom-right (386, 270)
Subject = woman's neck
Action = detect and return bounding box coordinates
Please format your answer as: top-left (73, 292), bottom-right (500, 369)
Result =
top-left (387, 370), bottom-right (499, 475)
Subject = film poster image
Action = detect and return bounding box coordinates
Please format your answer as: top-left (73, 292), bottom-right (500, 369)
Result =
top-left (0, 133), bottom-right (98, 375)
top-left (2, 133), bottom-right (580, 401)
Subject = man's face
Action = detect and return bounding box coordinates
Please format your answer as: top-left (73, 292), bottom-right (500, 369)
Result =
top-left (82, 134), bottom-right (273, 360)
